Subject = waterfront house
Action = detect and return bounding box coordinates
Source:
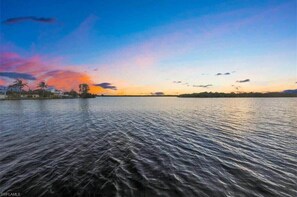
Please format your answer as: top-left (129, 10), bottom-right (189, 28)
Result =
top-left (21, 95), bottom-right (28, 98)
top-left (32, 94), bottom-right (39, 98)
top-left (0, 86), bottom-right (8, 99)
top-left (47, 87), bottom-right (64, 97)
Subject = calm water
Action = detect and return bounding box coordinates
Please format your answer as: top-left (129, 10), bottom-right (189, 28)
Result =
top-left (0, 98), bottom-right (296, 197)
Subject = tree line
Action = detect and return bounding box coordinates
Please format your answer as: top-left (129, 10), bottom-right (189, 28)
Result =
top-left (3, 79), bottom-right (95, 99)
top-left (178, 92), bottom-right (297, 98)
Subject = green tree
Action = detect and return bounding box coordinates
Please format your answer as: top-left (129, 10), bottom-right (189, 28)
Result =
top-left (79, 84), bottom-right (90, 97)
top-left (11, 79), bottom-right (28, 97)
top-left (38, 81), bottom-right (48, 97)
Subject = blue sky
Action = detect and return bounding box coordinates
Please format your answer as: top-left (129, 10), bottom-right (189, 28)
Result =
top-left (0, 0), bottom-right (296, 94)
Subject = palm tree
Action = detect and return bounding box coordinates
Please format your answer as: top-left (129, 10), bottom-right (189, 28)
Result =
top-left (79, 84), bottom-right (89, 97)
top-left (11, 79), bottom-right (28, 97)
top-left (38, 81), bottom-right (47, 97)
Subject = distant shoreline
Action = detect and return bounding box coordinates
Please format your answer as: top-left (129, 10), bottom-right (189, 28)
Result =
top-left (97, 95), bottom-right (297, 98)
top-left (0, 95), bottom-right (176, 100)
top-left (178, 96), bottom-right (297, 98)
top-left (2, 95), bottom-right (297, 101)
top-left (178, 92), bottom-right (297, 98)
top-left (97, 95), bottom-right (177, 97)
top-left (0, 97), bottom-right (79, 101)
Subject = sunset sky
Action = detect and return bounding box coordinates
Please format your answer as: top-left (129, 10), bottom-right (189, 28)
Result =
top-left (1, 0), bottom-right (296, 95)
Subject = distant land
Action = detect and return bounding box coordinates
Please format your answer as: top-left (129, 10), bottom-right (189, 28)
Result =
top-left (98, 95), bottom-right (177, 97)
top-left (2, 88), bottom-right (297, 100)
top-left (282, 89), bottom-right (297, 94)
top-left (178, 90), bottom-right (297, 98)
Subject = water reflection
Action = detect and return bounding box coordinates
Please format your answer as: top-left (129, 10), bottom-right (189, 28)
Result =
top-left (79, 98), bottom-right (90, 111)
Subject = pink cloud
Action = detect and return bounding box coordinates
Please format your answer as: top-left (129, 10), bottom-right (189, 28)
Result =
top-left (0, 78), bottom-right (6, 86)
top-left (0, 52), bottom-right (20, 59)
top-left (0, 51), bottom-right (102, 93)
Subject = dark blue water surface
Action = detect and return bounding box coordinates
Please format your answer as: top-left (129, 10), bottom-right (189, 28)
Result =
top-left (0, 98), bottom-right (296, 197)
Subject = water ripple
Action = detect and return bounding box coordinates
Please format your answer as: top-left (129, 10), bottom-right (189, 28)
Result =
top-left (0, 98), bottom-right (296, 196)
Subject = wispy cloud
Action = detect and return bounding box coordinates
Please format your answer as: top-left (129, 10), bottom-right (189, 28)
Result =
top-left (2, 16), bottom-right (56, 24)
top-left (151, 92), bottom-right (164, 95)
top-left (193, 84), bottom-right (213, 88)
top-left (94, 82), bottom-right (117, 90)
top-left (236, 79), bottom-right (250, 83)
top-left (173, 81), bottom-right (182, 83)
top-left (91, 4), bottom-right (289, 89)
top-left (94, 7), bottom-right (267, 79)
top-left (0, 72), bottom-right (36, 80)
top-left (54, 15), bottom-right (98, 52)
top-left (216, 72), bottom-right (231, 76)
